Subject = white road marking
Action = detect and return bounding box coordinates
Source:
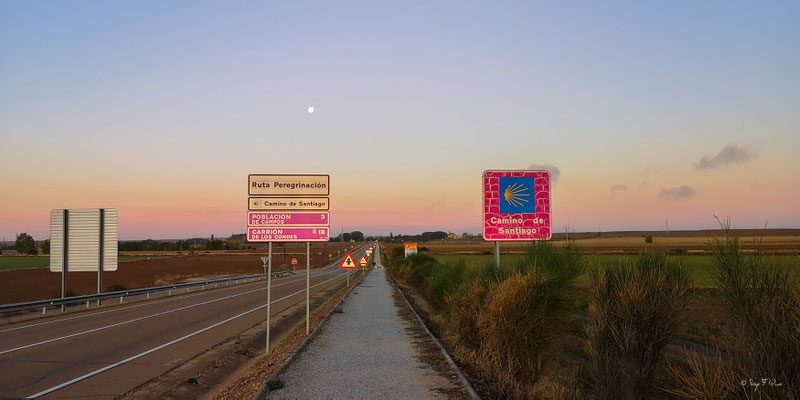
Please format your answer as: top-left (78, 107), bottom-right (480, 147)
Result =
top-left (0, 278), bottom-right (269, 334)
top-left (2, 257), bottom-right (350, 334)
top-left (26, 271), bottom-right (349, 399)
top-left (0, 269), bottom-right (339, 355)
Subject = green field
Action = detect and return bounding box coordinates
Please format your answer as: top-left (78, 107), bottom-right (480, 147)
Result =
top-left (0, 256), bottom-right (165, 271)
top-left (432, 254), bottom-right (799, 287)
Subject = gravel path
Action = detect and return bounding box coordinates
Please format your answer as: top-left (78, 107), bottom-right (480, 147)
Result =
top-left (267, 268), bottom-right (468, 399)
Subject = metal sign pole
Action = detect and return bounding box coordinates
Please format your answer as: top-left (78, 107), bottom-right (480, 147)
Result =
top-left (347, 268), bottom-right (349, 287)
top-left (306, 241), bottom-right (310, 335)
top-left (266, 241), bottom-right (272, 353)
top-left (98, 209), bottom-right (104, 306)
top-left (61, 210), bottom-right (68, 312)
top-left (494, 241), bottom-right (500, 269)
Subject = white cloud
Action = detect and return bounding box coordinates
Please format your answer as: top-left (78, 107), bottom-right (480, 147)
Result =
top-left (694, 144), bottom-right (757, 170)
top-left (527, 163), bottom-right (560, 182)
top-left (659, 185), bottom-right (696, 199)
top-left (610, 184), bottom-right (628, 193)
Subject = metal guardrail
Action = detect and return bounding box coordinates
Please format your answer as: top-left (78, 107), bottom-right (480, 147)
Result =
top-left (0, 270), bottom-right (296, 315)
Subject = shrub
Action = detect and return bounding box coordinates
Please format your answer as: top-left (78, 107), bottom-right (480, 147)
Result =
top-left (266, 378), bottom-right (284, 390)
top-left (391, 245), bottom-right (404, 260)
top-left (645, 235), bottom-right (653, 244)
top-left (444, 277), bottom-right (491, 352)
top-left (709, 222), bottom-right (800, 396)
top-left (475, 242), bottom-right (584, 395)
top-left (585, 250), bottom-right (690, 399)
top-left (399, 254), bottom-right (470, 305)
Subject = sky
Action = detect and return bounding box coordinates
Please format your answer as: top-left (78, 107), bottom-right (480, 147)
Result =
top-left (1, 1), bottom-right (799, 240)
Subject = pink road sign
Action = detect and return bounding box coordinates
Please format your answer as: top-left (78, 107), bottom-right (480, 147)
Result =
top-left (247, 211), bottom-right (329, 226)
top-left (483, 170), bottom-right (552, 241)
top-left (247, 226), bottom-right (330, 242)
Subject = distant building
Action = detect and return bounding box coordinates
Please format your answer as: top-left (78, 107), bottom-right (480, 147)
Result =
top-left (448, 232), bottom-right (457, 240)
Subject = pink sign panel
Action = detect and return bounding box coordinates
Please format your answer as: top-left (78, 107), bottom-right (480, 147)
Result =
top-left (247, 227), bottom-right (330, 242)
top-left (247, 211), bottom-right (329, 226)
top-left (483, 170), bottom-right (552, 241)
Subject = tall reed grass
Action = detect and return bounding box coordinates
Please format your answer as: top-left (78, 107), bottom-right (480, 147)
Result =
top-left (585, 250), bottom-right (690, 399)
top-left (707, 221), bottom-right (800, 398)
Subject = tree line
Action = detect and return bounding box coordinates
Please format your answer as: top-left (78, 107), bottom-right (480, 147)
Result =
top-left (3, 231), bottom-right (376, 255)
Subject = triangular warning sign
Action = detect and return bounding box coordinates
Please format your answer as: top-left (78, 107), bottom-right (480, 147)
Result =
top-left (340, 253), bottom-right (357, 269)
top-left (358, 256), bottom-right (368, 266)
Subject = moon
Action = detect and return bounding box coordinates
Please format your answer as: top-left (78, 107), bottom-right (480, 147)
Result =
top-left (307, 106), bottom-right (315, 113)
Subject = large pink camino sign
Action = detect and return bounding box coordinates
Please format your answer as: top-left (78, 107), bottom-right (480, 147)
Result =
top-left (482, 170), bottom-right (552, 241)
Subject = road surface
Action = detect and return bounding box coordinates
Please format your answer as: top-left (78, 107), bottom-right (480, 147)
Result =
top-left (0, 244), bottom-right (371, 399)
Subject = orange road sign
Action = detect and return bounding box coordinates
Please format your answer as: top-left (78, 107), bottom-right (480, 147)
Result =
top-left (340, 253), bottom-right (357, 269)
top-left (358, 256), bottom-right (368, 266)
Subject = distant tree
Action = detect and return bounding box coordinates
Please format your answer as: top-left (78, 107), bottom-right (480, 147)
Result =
top-left (15, 233), bottom-right (36, 255)
top-left (224, 239), bottom-right (241, 250)
top-left (350, 231), bottom-right (364, 242)
top-left (41, 239), bottom-right (51, 254)
top-left (645, 235), bottom-right (654, 244)
top-left (342, 232), bottom-right (352, 242)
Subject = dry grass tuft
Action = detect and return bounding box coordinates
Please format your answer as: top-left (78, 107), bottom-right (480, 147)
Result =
top-left (585, 250), bottom-right (690, 399)
top-left (443, 277), bottom-right (490, 354)
top-left (665, 350), bottom-right (738, 399)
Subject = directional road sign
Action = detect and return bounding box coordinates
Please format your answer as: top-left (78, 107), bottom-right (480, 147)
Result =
top-left (248, 211), bottom-right (329, 226)
top-left (340, 253), bottom-right (357, 269)
top-left (248, 227), bottom-right (329, 242)
top-left (482, 170), bottom-right (552, 241)
top-left (249, 197), bottom-right (329, 211)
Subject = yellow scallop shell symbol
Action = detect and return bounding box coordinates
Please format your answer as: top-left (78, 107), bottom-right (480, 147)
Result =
top-left (504, 182), bottom-right (530, 207)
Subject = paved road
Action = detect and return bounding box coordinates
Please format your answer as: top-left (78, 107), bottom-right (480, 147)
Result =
top-left (0, 244), bottom-right (372, 399)
top-left (268, 267), bottom-right (469, 399)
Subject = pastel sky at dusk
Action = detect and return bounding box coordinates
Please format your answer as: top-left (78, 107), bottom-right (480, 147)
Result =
top-left (1, 1), bottom-right (799, 240)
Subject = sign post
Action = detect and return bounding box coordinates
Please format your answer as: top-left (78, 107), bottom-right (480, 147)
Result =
top-left (340, 253), bottom-right (357, 287)
top-left (247, 173), bottom-right (331, 340)
top-left (265, 244), bottom-right (272, 353)
top-left (306, 241), bottom-right (310, 334)
top-left (482, 170), bottom-right (552, 269)
top-left (62, 210), bottom-right (68, 311)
